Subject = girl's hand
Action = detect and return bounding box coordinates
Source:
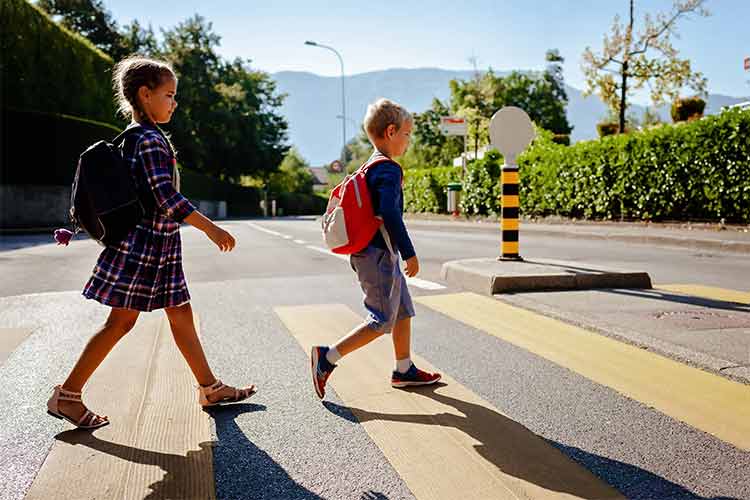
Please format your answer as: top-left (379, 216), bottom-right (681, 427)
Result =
top-left (207, 226), bottom-right (236, 252)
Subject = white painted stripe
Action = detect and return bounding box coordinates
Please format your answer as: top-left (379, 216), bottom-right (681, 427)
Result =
top-left (405, 277), bottom-right (446, 290)
top-left (293, 239), bottom-right (307, 244)
top-left (244, 221), bottom-right (284, 237)
top-left (306, 245), bottom-right (348, 261)
top-left (304, 246), bottom-right (445, 290)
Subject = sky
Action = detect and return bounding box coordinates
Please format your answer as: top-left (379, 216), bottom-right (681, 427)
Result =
top-left (101, 0), bottom-right (749, 101)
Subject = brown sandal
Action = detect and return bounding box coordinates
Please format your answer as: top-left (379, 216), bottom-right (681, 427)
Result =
top-left (198, 379), bottom-right (257, 407)
top-left (47, 385), bottom-right (109, 429)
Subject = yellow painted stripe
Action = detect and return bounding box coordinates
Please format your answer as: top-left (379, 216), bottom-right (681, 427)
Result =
top-left (501, 218), bottom-right (519, 230)
top-left (502, 241), bottom-right (519, 254)
top-left (276, 304), bottom-right (622, 500)
top-left (657, 284), bottom-right (750, 305)
top-left (0, 328), bottom-right (32, 365)
top-left (415, 293), bottom-right (750, 451)
top-left (27, 314), bottom-right (215, 500)
top-left (502, 195), bottom-right (519, 207)
top-left (502, 171), bottom-right (519, 184)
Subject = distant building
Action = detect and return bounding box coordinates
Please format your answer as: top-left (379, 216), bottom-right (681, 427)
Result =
top-left (308, 166), bottom-right (329, 192)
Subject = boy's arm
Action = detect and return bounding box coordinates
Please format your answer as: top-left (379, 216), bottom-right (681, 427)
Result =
top-left (373, 165), bottom-right (416, 261)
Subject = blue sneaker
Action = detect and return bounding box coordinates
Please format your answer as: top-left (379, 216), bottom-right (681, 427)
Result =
top-left (391, 363), bottom-right (441, 388)
top-left (311, 346), bottom-right (336, 399)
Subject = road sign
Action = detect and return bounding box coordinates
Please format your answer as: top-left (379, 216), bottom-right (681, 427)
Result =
top-left (489, 106), bottom-right (535, 165)
top-left (745, 56), bottom-right (750, 71)
top-left (439, 116), bottom-right (468, 136)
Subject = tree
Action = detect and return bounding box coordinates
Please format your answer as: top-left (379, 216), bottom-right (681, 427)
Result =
top-left (582, 0), bottom-right (709, 134)
top-left (269, 148), bottom-right (314, 194)
top-left (38, 0), bottom-right (123, 56)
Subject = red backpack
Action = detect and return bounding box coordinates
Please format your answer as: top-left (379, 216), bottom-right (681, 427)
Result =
top-left (322, 153), bottom-right (399, 254)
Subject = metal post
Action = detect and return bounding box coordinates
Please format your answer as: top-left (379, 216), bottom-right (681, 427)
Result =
top-left (305, 41), bottom-right (346, 170)
top-left (499, 162), bottom-right (522, 261)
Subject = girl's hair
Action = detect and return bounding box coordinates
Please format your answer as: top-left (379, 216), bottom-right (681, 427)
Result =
top-left (363, 98), bottom-right (412, 140)
top-left (112, 56), bottom-right (178, 157)
top-left (112, 56), bottom-right (176, 120)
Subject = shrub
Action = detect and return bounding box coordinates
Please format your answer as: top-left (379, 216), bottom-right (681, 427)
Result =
top-left (403, 166), bottom-right (461, 213)
top-left (180, 168), bottom-right (262, 217)
top-left (460, 150), bottom-right (504, 216)
top-left (1, 107), bottom-right (120, 185)
top-left (596, 122), bottom-right (620, 137)
top-left (518, 108), bottom-right (750, 222)
top-left (671, 96), bottom-right (706, 123)
top-left (0, 0), bottom-right (119, 124)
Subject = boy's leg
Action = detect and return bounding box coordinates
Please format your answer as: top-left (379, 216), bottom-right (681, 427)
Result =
top-left (392, 316), bottom-right (412, 373)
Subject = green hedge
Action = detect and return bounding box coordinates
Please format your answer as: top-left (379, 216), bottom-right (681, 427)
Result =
top-left (403, 166), bottom-right (462, 213)
top-left (275, 192), bottom-right (328, 216)
top-left (180, 168), bottom-right (262, 217)
top-left (460, 151), bottom-right (504, 216)
top-left (1, 107), bottom-right (121, 185)
top-left (0, 0), bottom-right (118, 124)
top-left (519, 108), bottom-right (750, 222)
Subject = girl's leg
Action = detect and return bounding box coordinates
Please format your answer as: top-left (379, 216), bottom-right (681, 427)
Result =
top-left (57, 307), bottom-right (140, 421)
top-left (63, 308), bottom-right (140, 391)
top-left (164, 302), bottom-right (254, 404)
top-left (164, 302), bottom-right (216, 386)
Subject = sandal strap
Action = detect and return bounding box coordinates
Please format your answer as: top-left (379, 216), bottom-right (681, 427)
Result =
top-left (201, 379), bottom-right (226, 396)
top-left (56, 386), bottom-right (82, 401)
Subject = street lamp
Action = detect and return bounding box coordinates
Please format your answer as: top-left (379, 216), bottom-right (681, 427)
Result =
top-left (305, 40), bottom-right (347, 168)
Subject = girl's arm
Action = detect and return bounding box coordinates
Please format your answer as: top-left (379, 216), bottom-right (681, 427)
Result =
top-left (184, 211), bottom-right (235, 252)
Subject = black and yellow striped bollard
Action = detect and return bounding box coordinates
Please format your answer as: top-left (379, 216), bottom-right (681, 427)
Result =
top-left (489, 106), bottom-right (535, 261)
top-left (500, 166), bottom-right (521, 260)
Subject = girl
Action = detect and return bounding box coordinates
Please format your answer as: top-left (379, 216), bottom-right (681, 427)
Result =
top-left (48, 56), bottom-right (255, 429)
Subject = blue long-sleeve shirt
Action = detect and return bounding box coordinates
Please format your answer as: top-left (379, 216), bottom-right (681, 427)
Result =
top-left (365, 155), bottom-right (416, 260)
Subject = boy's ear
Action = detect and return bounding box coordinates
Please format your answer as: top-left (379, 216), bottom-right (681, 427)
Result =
top-left (385, 124), bottom-right (396, 139)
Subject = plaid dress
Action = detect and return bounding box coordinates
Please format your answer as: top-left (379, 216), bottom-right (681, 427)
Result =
top-left (83, 123), bottom-right (196, 312)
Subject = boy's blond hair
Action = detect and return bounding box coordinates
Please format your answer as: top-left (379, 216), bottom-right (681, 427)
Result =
top-left (363, 98), bottom-right (412, 140)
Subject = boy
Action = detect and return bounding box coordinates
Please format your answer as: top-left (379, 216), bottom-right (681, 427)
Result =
top-left (311, 98), bottom-right (441, 399)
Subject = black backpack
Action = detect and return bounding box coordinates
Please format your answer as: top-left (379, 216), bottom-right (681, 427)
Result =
top-left (70, 126), bottom-right (152, 246)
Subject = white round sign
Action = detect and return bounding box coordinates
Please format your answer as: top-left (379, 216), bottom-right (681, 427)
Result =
top-left (489, 106), bottom-right (535, 164)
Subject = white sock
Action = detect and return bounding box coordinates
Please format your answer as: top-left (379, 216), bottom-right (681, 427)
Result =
top-left (396, 357), bottom-right (412, 374)
top-left (326, 347), bottom-right (342, 365)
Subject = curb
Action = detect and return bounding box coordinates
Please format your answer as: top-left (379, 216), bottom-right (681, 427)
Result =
top-left (441, 258), bottom-right (653, 295)
top-left (405, 218), bottom-right (750, 255)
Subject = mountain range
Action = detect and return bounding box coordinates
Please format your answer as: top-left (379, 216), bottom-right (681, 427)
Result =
top-left (271, 68), bottom-right (748, 166)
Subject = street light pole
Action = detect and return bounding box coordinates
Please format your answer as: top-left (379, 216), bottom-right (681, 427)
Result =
top-left (305, 41), bottom-right (346, 169)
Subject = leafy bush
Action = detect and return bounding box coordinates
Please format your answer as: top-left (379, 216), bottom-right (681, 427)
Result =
top-left (1, 108), bottom-right (121, 185)
top-left (0, 0), bottom-right (119, 124)
top-left (276, 192), bottom-right (327, 216)
top-left (596, 122), bottom-right (620, 137)
top-left (671, 96), bottom-right (706, 123)
top-left (403, 166), bottom-right (462, 213)
top-left (460, 150), bottom-right (504, 216)
top-left (519, 108), bottom-right (750, 222)
top-left (180, 168), bottom-right (261, 217)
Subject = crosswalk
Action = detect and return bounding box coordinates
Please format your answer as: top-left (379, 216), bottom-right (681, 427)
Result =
top-left (3, 283), bottom-right (749, 499)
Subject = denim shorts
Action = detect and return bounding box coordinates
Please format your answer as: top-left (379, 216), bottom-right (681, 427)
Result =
top-left (350, 244), bottom-right (415, 333)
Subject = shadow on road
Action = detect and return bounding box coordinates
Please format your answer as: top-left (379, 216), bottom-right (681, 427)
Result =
top-left (56, 402), bottom-right (355, 500)
top-left (605, 288), bottom-right (749, 313)
top-left (323, 384), bottom-right (738, 500)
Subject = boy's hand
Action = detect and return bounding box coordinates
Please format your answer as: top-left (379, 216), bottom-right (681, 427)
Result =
top-left (404, 255), bottom-right (420, 277)
top-left (207, 226), bottom-right (236, 252)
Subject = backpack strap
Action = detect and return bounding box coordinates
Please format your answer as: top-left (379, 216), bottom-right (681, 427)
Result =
top-left (111, 124), bottom-right (144, 146)
top-left (360, 152), bottom-right (400, 257)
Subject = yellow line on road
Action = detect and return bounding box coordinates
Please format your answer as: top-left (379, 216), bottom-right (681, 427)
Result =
top-left (0, 328), bottom-right (32, 365)
top-left (276, 304), bottom-right (622, 500)
top-left (415, 293), bottom-right (750, 451)
top-left (27, 313), bottom-right (215, 500)
top-left (657, 284), bottom-right (750, 305)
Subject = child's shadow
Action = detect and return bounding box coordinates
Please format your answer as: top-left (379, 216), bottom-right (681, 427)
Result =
top-left (323, 384), bottom-right (738, 500)
top-left (55, 403), bottom-right (320, 500)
